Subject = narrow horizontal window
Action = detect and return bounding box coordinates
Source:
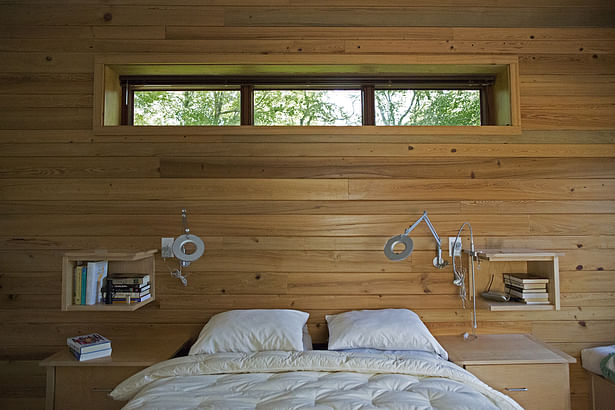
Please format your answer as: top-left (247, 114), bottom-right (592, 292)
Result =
top-left (375, 89), bottom-right (481, 126)
top-left (115, 74), bottom-right (508, 128)
top-left (254, 89), bottom-right (362, 126)
top-left (133, 90), bottom-right (240, 126)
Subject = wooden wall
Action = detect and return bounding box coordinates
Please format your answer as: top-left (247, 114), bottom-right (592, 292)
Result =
top-left (1, 1), bottom-right (614, 409)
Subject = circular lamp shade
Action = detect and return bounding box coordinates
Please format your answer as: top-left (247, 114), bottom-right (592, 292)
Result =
top-left (172, 234), bottom-right (205, 262)
top-left (384, 234), bottom-right (413, 261)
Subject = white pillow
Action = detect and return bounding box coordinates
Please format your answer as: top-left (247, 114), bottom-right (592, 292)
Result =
top-left (189, 309), bottom-right (309, 355)
top-left (326, 309), bottom-right (448, 359)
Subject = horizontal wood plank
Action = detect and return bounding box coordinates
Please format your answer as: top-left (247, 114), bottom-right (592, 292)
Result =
top-left (1, 200), bottom-right (613, 215)
top-left (159, 157), bottom-right (615, 179)
top-left (2, 142), bottom-right (614, 157)
top-left (0, 179), bottom-right (349, 200)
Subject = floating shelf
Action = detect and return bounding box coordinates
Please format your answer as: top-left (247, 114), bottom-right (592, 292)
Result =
top-left (61, 249), bottom-right (157, 311)
top-left (465, 249), bottom-right (563, 312)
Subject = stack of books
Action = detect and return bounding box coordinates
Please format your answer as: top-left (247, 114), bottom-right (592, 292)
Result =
top-left (72, 261), bottom-right (108, 306)
top-left (504, 273), bottom-right (549, 304)
top-left (102, 274), bottom-right (151, 304)
top-left (67, 333), bottom-right (112, 361)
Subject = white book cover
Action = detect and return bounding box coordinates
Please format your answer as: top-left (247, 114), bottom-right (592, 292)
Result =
top-left (85, 260), bottom-right (108, 305)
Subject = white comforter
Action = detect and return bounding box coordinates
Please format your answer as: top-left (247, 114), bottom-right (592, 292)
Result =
top-left (111, 350), bottom-right (523, 410)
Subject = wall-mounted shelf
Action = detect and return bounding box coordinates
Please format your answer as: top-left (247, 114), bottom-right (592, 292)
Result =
top-left (61, 249), bottom-right (157, 311)
top-left (466, 249), bottom-right (563, 312)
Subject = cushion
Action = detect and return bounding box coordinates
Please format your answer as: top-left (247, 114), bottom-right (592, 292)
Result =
top-left (189, 309), bottom-right (309, 355)
top-left (326, 309), bottom-right (448, 359)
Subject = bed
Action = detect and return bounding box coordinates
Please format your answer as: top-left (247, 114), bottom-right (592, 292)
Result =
top-left (110, 309), bottom-right (523, 409)
top-left (581, 345), bottom-right (615, 410)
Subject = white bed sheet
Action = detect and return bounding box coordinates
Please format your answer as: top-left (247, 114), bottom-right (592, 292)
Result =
top-left (582, 344), bottom-right (615, 375)
top-left (111, 350), bottom-right (522, 409)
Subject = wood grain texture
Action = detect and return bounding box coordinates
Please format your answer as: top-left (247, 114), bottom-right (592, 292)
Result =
top-left (0, 3), bottom-right (614, 410)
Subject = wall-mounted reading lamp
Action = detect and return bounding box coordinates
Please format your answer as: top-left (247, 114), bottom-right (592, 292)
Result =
top-left (163, 209), bottom-right (205, 286)
top-left (384, 211), bottom-right (448, 269)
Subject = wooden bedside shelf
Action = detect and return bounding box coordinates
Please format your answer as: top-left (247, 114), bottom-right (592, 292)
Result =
top-left (40, 334), bottom-right (191, 410)
top-left (437, 334), bottom-right (575, 410)
top-left (61, 249), bottom-right (157, 312)
top-left (465, 249), bottom-right (563, 311)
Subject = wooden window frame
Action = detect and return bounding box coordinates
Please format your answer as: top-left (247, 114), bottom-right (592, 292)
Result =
top-left (120, 75), bottom-right (494, 126)
top-left (94, 54), bottom-right (521, 135)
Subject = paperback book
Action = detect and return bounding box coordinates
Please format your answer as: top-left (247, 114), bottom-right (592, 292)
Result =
top-left (70, 347), bottom-right (112, 361)
top-left (108, 274), bottom-right (150, 285)
top-left (85, 261), bottom-right (108, 305)
top-left (67, 333), bottom-right (112, 354)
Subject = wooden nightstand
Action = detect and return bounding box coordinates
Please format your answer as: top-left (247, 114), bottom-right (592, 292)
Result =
top-left (39, 334), bottom-right (191, 410)
top-left (437, 334), bottom-right (576, 410)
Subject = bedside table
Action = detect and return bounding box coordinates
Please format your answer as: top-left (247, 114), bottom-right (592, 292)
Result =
top-left (39, 334), bottom-right (191, 410)
top-left (437, 334), bottom-right (576, 410)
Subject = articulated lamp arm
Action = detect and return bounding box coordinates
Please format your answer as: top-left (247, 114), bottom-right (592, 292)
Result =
top-left (385, 211), bottom-right (448, 269)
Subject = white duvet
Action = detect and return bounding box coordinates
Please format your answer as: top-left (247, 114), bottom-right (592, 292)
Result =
top-left (111, 350), bottom-right (523, 410)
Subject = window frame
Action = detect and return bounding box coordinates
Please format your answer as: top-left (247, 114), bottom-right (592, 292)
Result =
top-left (120, 75), bottom-right (494, 127)
top-left (93, 54), bottom-right (521, 135)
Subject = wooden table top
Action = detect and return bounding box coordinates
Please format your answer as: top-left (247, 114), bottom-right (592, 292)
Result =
top-left (437, 333), bottom-right (576, 365)
top-left (40, 333), bottom-right (192, 367)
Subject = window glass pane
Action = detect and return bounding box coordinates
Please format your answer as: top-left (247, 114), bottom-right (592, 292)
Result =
top-left (254, 90), bottom-right (361, 126)
top-left (375, 90), bottom-right (481, 126)
top-left (133, 90), bottom-right (240, 126)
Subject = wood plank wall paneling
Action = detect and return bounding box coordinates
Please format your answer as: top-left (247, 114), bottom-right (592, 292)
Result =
top-left (0, 2), bottom-right (614, 409)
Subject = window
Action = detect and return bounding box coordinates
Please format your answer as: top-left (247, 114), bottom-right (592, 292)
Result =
top-left (254, 89), bottom-right (362, 126)
top-left (134, 90), bottom-right (241, 126)
top-left (119, 76), bottom-right (492, 127)
top-left (96, 57), bottom-right (520, 131)
top-left (374, 90), bottom-right (481, 126)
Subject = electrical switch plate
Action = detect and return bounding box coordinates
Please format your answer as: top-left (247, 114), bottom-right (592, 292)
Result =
top-left (161, 237), bottom-right (174, 258)
top-left (449, 237), bottom-right (462, 257)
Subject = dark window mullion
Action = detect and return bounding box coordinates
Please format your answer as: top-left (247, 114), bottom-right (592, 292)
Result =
top-left (240, 84), bottom-right (254, 126)
top-left (362, 85), bottom-right (375, 126)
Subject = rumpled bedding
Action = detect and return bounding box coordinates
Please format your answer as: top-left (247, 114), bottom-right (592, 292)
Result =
top-left (111, 350), bottom-right (523, 409)
top-left (601, 352), bottom-right (615, 382)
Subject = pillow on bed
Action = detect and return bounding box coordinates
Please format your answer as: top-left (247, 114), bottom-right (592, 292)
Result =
top-left (326, 309), bottom-right (448, 359)
top-left (189, 309), bottom-right (310, 355)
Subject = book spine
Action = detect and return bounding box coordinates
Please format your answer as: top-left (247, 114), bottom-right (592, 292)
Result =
top-left (108, 284), bottom-right (150, 292)
top-left (108, 276), bottom-right (149, 285)
top-left (73, 265), bottom-right (82, 305)
top-left (80, 266), bottom-right (87, 305)
top-left (509, 289), bottom-right (548, 299)
top-left (111, 293), bottom-right (152, 303)
top-left (106, 290), bottom-right (150, 297)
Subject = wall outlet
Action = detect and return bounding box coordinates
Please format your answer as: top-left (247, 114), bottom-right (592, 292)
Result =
top-left (449, 237), bottom-right (462, 257)
top-left (161, 237), bottom-right (174, 258)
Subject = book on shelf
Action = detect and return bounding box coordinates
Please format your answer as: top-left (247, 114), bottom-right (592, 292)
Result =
top-left (80, 265), bottom-right (87, 304)
top-left (70, 347), bottom-right (112, 361)
top-left (67, 333), bottom-right (111, 354)
top-left (108, 283), bottom-right (150, 293)
top-left (108, 289), bottom-right (150, 298)
top-left (110, 293), bottom-right (152, 304)
top-left (503, 273), bottom-right (549, 284)
top-left (505, 284), bottom-right (546, 293)
top-left (509, 288), bottom-right (549, 299)
top-left (107, 274), bottom-right (150, 286)
top-left (85, 261), bottom-right (108, 305)
top-left (517, 299), bottom-right (550, 305)
top-left (72, 265), bottom-right (83, 305)
top-left (103, 288), bottom-right (150, 299)
top-left (504, 279), bottom-right (547, 290)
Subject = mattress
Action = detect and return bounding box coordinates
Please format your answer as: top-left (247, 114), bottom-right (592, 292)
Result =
top-left (582, 345), bottom-right (615, 376)
top-left (111, 350), bottom-right (523, 409)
